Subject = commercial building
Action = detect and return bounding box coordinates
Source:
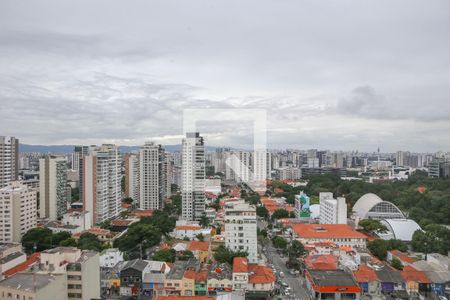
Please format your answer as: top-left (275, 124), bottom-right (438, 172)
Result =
top-left (0, 182), bottom-right (37, 242)
top-left (224, 200), bottom-right (258, 263)
top-left (305, 269), bottom-right (361, 300)
top-left (39, 155), bottom-right (68, 220)
top-left (139, 142), bottom-right (168, 210)
top-left (319, 192), bottom-right (347, 225)
top-left (124, 153), bottom-right (139, 202)
top-left (0, 136), bottom-right (19, 188)
top-left (181, 133), bottom-right (206, 221)
top-left (292, 224), bottom-right (367, 248)
top-left (232, 257), bottom-right (276, 298)
top-left (82, 144), bottom-right (121, 225)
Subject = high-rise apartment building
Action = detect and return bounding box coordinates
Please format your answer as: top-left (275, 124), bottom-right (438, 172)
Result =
top-left (181, 132), bottom-right (205, 221)
top-left (224, 200), bottom-right (258, 263)
top-left (124, 153), bottom-right (139, 203)
top-left (82, 144), bottom-right (121, 225)
top-left (319, 192), bottom-right (347, 225)
top-left (139, 142), bottom-right (167, 210)
top-left (0, 136), bottom-right (19, 188)
top-left (225, 151), bottom-right (251, 182)
top-left (39, 155), bottom-right (68, 220)
top-left (0, 181), bottom-right (37, 242)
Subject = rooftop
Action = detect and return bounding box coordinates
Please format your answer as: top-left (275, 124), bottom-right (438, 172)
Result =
top-left (307, 269), bottom-right (359, 287)
top-left (0, 273), bottom-right (64, 292)
top-left (121, 259), bottom-right (149, 272)
top-left (248, 264), bottom-right (276, 284)
top-left (292, 224), bottom-right (367, 239)
top-left (188, 241), bottom-right (209, 252)
top-left (353, 265), bottom-right (378, 282)
top-left (232, 257), bottom-right (248, 273)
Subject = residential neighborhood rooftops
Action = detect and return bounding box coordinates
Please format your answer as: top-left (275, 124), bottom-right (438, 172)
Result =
top-left (0, 273), bottom-right (65, 292)
top-left (248, 264), bottom-right (276, 284)
top-left (121, 259), bottom-right (148, 272)
top-left (188, 241), bottom-right (209, 252)
top-left (353, 265), bottom-right (379, 282)
top-left (232, 257), bottom-right (248, 273)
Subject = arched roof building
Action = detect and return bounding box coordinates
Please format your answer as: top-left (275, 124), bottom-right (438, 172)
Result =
top-left (379, 219), bottom-right (422, 241)
top-left (352, 193), bottom-right (405, 220)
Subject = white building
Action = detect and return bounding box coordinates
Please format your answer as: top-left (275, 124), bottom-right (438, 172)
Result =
top-left (100, 248), bottom-right (124, 268)
top-left (181, 132), bottom-right (206, 221)
top-left (0, 136), bottom-right (19, 188)
top-left (39, 155), bottom-right (68, 220)
top-left (225, 151), bottom-right (251, 183)
top-left (83, 144), bottom-right (121, 225)
top-left (205, 178), bottom-right (221, 195)
top-left (0, 181), bottom-right (37, 242)
top-left (139, 142), bottom-right (167, 210)
top-left (124, 153), bottom-right (139, 203)
top-left (224, 200), bottom-right (258, 263)
top-left (174, 221), bottom-right (203, 239)
top-left (61, 210), bottom-right (91, 232)
top-left (276, 166), bottom-right (301, 180)
top-left (319, 192), bottom-right (347, 224)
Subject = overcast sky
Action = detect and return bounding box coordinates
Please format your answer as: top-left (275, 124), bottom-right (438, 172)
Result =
top-left (1, 0), bottom-right (450, 152)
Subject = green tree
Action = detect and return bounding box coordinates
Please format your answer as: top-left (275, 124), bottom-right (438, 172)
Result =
top-left (196, 233), bottom-right (205, 241)
top-left (141, 210), bottom-right (176, 236)
top-left (177, 250), bottom-right (194, 261)
top-left (368, 239), bottom-right (389, 260)
top-left (60, 238), bottom-right (78, 247)
top-left (213, 245), bottom-right (248, 264)
top-left (271, 209), bottom-right (289, 221)
top-left (288, 240), bottom-right (305, 258)
top-left (272, 236), bottom-right (288, 249)
top-left (78, 232), bottom-right (104, 252)
top-left (199, 215), bottom-right (210, 228)
top-left (113, 222), bottom-right (162, 257)
top-left (153, 249), bottom-right (176, 262)
top-left (256, 206), bottom-right (269, 220)
top-left (21, 227), bottom-right (53, 253)
top-left (391, 257), bottom-right (403, 270)
top-left (122, 197), bottom-right (133, 204)
top-left (359, 219), bottom-right (388, 233)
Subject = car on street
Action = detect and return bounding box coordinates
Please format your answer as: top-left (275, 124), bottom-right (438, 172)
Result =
top-left (279, 271), bottom-right (285, 277)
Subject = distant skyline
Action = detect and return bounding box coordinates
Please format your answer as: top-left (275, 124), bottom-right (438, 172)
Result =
top-left (1, 0), bottom-right (450, 152)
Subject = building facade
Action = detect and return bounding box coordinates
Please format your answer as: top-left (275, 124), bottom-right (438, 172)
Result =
top-left (39, 155), bottom-right (68, 220)
top-left (0, 136), bottom-right (19, 189)
top-left (181, 133), bottom-right (206, 221)
top-left (0, 182), bottom-right (37, 242)
top-left (124, 153), bottom-right (139, 203)
top-left (82, 144), bottom-right (121, 225)
top-left (224, 200), bottom-right (258, 263)
top-left (319, 192), bottom-right (347, 224)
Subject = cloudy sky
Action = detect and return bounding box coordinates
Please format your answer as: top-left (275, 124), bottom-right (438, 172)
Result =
top-left (1, 0), bottom-right (450, 152)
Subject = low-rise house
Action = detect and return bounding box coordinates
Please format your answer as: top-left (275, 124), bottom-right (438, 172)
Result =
top-left (165, 260), bottom-right (188, 296)
top-left (387, 250), bottom-right (415, 266)
top-left (194, 270), bottom-right (208, 296)
top-left (305, 269), bottom-right (361, 300)
top-left (142, 260), bottom-right (171, 298)
top-left (0, 273), bottom-right (67, 300)
top-left (373, 264), bottom-right (405, 294)
top-left (353, 264), bottom-right (381, 296)
top-left (74, 227), bottom-right (118, 243)
top-left (174, 224), bottom-right (203, 239)
top-left (0, 243), bottom-right (26, 279)
top-left (304, 241), bottom-right (338, 256)
top-left (232, 257), bottom-right (248, 291)
top-left (412, 253), bottom-right (450, 297)
top-left (187, 241), bottom-right (210, 263)
top-left (2, 252), bottom-right (40, 278)
top-left (207, 262), bottom-right (233, 295)
top-left (62, 210), bottom-right (92, 232)
top-left (182, 270), bottom-right (196, 296)
top-left (120, 259), bottom-right (148, 298)
top-left (400, 266), bottom-right (431, 297)
top-left (231, 257), bottom-right (276, 298)
top-left (304, 255), bottom-right (338, 270)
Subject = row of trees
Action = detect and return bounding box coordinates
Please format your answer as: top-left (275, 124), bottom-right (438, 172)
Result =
top-left (22, 228), bottom-right (104, 254)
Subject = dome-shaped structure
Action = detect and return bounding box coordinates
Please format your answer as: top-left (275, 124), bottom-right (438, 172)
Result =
top-left (352, 193), bottom-right (404, 220)
top-left (379, 219), bottom-right (422, 241)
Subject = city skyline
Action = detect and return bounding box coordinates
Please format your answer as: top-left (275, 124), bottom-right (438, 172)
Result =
top-left (1, 0), bottom-right (450, 152)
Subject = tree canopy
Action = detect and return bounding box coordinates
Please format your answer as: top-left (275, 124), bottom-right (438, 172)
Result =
top-left (213, 245), bottom-right (248, 264)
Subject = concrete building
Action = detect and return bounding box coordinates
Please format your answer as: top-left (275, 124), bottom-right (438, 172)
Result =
top-left (0, 182), bottom-right (37, 242)
top-left (0, 136), bottom-right (19, 188)
top-left (139, 142), bottom-right (167, 210)
top-left (39, 156), bottom-right (68, 220)
top-left (224, 200), bottom-right (258, 263)
top-left (181, 133), bottom-right (206, 221)
top-left (276, 166), bottom-right (301, 180)
top-left (82, 144), bottom-right (121, 225)
top-left (319, 192), bottom-right (347, 224)
top-left (99, 248), bottom-right (124, 268)
top-left (61, 210), bottom-right (91, 232)
top-left (39, 247), bottom-right (100, 300)
top-left (0, 243), bottom-right (26, 280)
top-left (0, 273), bottom-right (68, 300)
top-left (292, 224), bottom-right (368, 248)
top-left (225, 151), bottom-right (251, 183)
top-left (124, 153), bottom-right (139, 203)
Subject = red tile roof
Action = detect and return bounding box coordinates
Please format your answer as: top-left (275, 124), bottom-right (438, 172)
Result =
top-left (292, 224), bottom-right (367, 239)
top-left (2, 253), bottom-right (40, 277)
top-left (353, 265), bottom-right (378, 282)
top-left (305, 255), bottom-right (338, 270)
top-left (176, 225), bottom-right (201, 231)
top-left (401, 266), bottom-right (431, 283)
top-left (233, 257), bottom-right (248, 273)
top-left (389, 250), bottom-right (415, 264)
top-left (129, 209), bottom-right (154, 217)
top-left (248, 264), bottom-right (276, 284)
top-left (188, 241), bottom-right (209, 252)
top-left (183, 270), bottom-right (197, 280)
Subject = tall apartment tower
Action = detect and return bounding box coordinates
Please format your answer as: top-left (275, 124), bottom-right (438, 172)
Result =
top-left (0, 181), bottom-right (37, 242)
top-left (39, 155), bottom-right (68, 220)
top-left (225, 151), bottom-right (251, 182)
top-left (124, 153), bottom-right (139, 203)
top-left (224, 200), bottom-right (258, 263)
top-left (139, 142), bottom-right (167, 210)
top-left (74, 145), bottom-right (89, 203)
top-left (0, 136), bottom-right (19, 188)
top-left (83, 144), bottom-right (121, 225)
top-left (181, 132), bottom-right (205, 221)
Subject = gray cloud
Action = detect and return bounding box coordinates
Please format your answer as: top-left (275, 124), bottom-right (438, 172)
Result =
top-left (1, 0), bottom-right (450, 151)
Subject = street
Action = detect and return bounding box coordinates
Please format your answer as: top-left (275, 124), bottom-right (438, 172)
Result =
top-left (265, 243), bottom-right (310, 300)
